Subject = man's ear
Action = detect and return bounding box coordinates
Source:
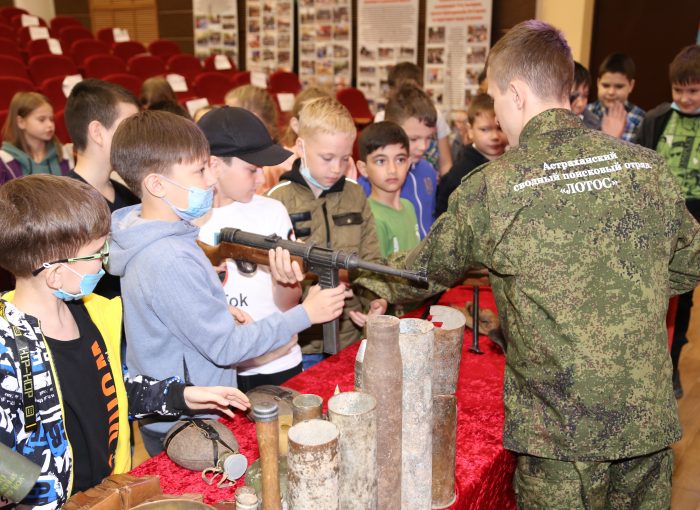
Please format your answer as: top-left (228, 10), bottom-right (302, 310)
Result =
top-left (87, 120), bottom-right (104, 148)
top-left (356, 159), bottom-right (368, 177)
top-left (509, 80), bottom-right (527, 110)
top-left (142, 173), bottom-right (166, 198)
top-left (628, 79), bottom-right (635, 94)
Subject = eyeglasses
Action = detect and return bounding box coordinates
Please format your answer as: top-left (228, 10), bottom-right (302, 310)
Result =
top-left (32, 240), bottom-right (110, 276)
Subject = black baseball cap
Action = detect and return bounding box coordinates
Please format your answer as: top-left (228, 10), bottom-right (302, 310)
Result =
top-left (197, 106), bottom-right (293, 167)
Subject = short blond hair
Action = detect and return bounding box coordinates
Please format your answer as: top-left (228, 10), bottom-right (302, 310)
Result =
top-left (487, 20), bottom-right (573, 102)
top-left (297, 96), bottom-right (355, 139)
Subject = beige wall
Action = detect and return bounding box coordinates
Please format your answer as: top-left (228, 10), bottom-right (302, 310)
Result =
top-left (14, 0), bottom-right (55, 21)
top-left (535, 0), bottom-right (595, 66)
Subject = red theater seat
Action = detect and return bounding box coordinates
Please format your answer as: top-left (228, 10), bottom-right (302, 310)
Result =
top-left (28, 54), bottom-right (78, 86)
top-left (50, 15), bottom-right (82, 34)
top-left (148, 39), bottom-right (180, 61)
top-left (102, 73), bottom-right (142, 96)
top-left (0, 55), bottom-right (30, 80)
top-left (27, 39), bottom-right (60, 59)
top-left (84, 54), bottom-right (126, 79)
top-left (202, 54), bottom-right (238, 76)
top-left (112, 41), bottom-right (146, 63)
top-left (230, 71), bottom-right (250, 89)
top-left (0, 77), bottom-right (35, 109)
top-left (166, 54), bottom-right (203, 85)
top-left (268, 70), bottom-right (301, 95)
top-left (53, 108), bottom-right (70, 143)
top-left (0, 7), bottom-right (28, 25)
top-left (336, 87), bottom-right (373, 125)
top-left (70, 39), bottom-right (109, 66)
top-left (192, 72), bottom-right (234, 105)
top-left (58, 25), bottom-right (93, 48)
top-left (39, 75), bottom-right (70, 111)
top-left (0, 38), bottom-right (23, 61)
top-left (127, 53), bottom-right (165, 81)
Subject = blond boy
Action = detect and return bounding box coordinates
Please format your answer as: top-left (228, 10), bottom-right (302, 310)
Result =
top-left (267, 97), bottom-right (385, 365)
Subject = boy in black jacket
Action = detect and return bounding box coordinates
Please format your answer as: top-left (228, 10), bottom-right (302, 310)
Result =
top-left (637, 44), bottom-right (700, 398)
top-left (435, 93), bottom-right (506, 217)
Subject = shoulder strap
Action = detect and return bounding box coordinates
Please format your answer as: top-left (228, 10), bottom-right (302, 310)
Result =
top-left (0, 301), bottom-right (37, 431)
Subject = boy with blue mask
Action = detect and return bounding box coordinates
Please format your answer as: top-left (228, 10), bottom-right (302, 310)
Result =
top-left (267, 97), bottom-right (386, 368)
top-left (638, 44), bottom-right (700, 398)
top-left (0, 175), bottom-right (251, 509)
top-left (108, 110), bottom-right (347, 454)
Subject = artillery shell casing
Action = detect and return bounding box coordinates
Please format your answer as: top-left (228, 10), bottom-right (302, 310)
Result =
top-left (399, 318), bottom-right (434, 510)
top-left (362, 315), bottom-right (402, 509)
top-left (328, 391), bottom-right (377, 510)
top-left (287, 419), bottom-right (340, 509)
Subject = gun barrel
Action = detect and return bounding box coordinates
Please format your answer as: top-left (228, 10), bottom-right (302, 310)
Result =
top-left (353, 258), bottom-right (428, 284)
top-left (220, 227), bottom-right (428, 285)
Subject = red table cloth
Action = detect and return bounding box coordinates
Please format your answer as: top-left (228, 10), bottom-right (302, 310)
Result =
top-left (132, 285), bottom-right (517, 509)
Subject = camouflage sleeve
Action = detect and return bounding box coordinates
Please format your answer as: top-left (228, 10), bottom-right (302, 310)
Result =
top-left (652, 158), bottom-right (700, 295)
top-left (668, 207), bottom-right (700, 295)
top-left (356, 172), bottom-right (492, 303)
top-left (124, 371), bottom-right (187, 419)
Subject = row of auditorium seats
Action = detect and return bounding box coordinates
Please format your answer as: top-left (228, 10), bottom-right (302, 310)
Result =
top-left (0, 7), bottom-right (374, 147)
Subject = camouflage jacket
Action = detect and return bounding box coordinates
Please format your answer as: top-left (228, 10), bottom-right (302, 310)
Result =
top-left (359, 108), bottom-right (700, 461)
top-left (268, 162), bottom-right (382, 353)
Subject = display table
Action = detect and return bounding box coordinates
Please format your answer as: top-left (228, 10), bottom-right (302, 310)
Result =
top-left (132, 285), bottom-right (517, 509)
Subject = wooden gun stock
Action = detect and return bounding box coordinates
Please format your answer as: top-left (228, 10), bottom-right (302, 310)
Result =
top-left (197, 239), bottom-right (306, 268)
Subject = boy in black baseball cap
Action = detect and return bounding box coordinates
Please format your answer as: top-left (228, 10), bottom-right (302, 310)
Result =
top-left (197, 106), bottom-right (306, 390)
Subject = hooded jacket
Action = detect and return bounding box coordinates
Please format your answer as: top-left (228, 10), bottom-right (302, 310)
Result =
top-left (0, 293), bottom-right (183, 509)
top-left (109, 205), bottom-right (311, 434)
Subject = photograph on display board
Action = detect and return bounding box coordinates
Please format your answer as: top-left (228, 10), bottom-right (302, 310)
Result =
top-left (356, 0), bottom-right (419, 112)
top-left (423, 0), bottom-right (492, 110)
top-left (247, 0), bottom-right (294, 73)
top-left (296, 0), bottom-right (353, 91)
top-left (193, 0), bottom-right (238, 62)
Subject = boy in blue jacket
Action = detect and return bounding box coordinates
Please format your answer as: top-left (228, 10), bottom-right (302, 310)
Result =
top-left (108, 111), bottom-right (346, 454)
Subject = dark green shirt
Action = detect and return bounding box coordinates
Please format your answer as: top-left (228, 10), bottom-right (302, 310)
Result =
top-left (359, 108), bottom-right (700, 461)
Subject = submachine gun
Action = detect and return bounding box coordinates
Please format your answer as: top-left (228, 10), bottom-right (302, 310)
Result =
top-left (197, 228), bottom-right (428, 355)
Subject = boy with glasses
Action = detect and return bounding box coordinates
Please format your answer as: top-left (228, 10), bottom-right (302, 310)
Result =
top-left (0, 175), bottom-right (250, 510)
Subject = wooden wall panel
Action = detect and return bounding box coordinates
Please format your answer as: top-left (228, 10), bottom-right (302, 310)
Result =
top-left (54, 0), bottom-right (91, 30)
top-left (158, 1), bottom-right (194, 54)
top-left (89, 0), bottom-right (159, 45)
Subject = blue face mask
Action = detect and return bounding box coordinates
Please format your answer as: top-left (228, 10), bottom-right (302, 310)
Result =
top-left (53, 266), bottom-right (105, 301)
top-left (671, 102), bottom-right (700, 115)
top-left (299, 142), bottom-right (331, 191)
top-left (160, 175), bottom-right (214, 221)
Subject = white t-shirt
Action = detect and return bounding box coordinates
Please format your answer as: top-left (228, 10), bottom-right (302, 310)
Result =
top-left (198, 195), bottom-right (302, 375)
top-left (374, 108), bottom-right (450, 139)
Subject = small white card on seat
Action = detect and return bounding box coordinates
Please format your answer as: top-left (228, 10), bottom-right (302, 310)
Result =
top-left (113, 28), bottom-right (130, 42)
top-left (277, 93), bottom-right (295, 112)
top-left (214, 54), bottom-right (232, 70)
top-left (62, 74), bottom-right (83, 97)
top-left (186, 97), bottom-right (209, 117)
top-left (29, 26), bottom-right (49, 40)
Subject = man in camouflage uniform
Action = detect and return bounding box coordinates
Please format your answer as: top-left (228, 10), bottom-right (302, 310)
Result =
top-left (356, 20), bottom-right (700, 509)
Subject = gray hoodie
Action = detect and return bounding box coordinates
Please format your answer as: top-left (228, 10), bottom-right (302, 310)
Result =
top-left (110, 205), bottom-right (310, 432)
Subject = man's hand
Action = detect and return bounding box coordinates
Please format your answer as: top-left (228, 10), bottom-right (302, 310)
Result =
top-left (302, 284), bottom-right (346, 324)
top-left (183, 386), bottom-right (250, 418)
top-left (601, 101), bottom-right (627, 139)
top-left (268, 246), bottom-right (304, 284)
top-left (348, 298), bottom-right (388, 328)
